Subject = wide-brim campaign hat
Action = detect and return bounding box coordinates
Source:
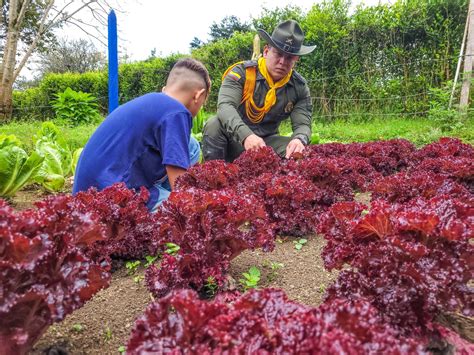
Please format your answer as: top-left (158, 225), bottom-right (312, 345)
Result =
top-left (257, 20), bottom-right (316, 56)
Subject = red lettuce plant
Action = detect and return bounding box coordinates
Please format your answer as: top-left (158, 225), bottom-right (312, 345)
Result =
top-left (353, 139), bottom-right (416, 175)
top-left (126, 288), bottom-right (424, 354)
top-left (175, 160), bottom-right (240, 191)
top-left (305, 139), bottom-right (416, 175)
top-left (237, 173), bottom-right (325, 236)
top-left (408, 138), bottom-right (473, 191)
top-left (74, 183), bottom-right (161, 259)
top-left (234, 146), bottom-right (282, 178)
top-left (320, 197), bottom-right (473, 336)
top-left (146, 188), bottom-right (275, 298)
top-left (294, 156), bottom-right (381, 202)
top-left (304, 142), bottom-right (352, 159)
top-left (410, 137), bottom-right (474, 161)
top-left (0, 197), bottom-right (111, 355)
top-left (370, 171), bottom-right (471, 203)
top-left (411, 157), bottom-right (474, 192)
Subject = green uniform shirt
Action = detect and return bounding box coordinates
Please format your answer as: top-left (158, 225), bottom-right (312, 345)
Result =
top-left (216, 60), bottom-right (313, 144)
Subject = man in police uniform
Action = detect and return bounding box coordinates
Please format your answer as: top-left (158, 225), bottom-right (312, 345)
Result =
top-left (202, 20), bottom-right (315, 162)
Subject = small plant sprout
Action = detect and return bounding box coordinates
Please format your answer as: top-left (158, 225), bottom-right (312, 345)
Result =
top-left (144, 255), bottom-right (159, 268)
top-left (293, 238), bottom-right (308, 250)
top-left (318, 284), bottom-right (326, 293)
top-left (125, 260), bottom-right (141, 275)
top-left (361, 209), bottom-right (370, 216)
top-left (71, 323), bottom-right (84, 332)
top-left (239, 266), bottom-right (261, 290)
top-left (103, 326), bottom-right (113, 342)
top-left (268, 261), bottom-right (284, 282)
top-left (164, 242), bottom-right (180, 256)
top-left (203, 276), bottom-right (219, 297)
top-left (133, 275), bottom-right (144, 284)
top-left (118, 345), bottom-right (126, 354)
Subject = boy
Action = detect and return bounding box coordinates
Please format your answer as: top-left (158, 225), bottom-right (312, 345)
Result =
top-left (73, 58), bottom-right (211, 211)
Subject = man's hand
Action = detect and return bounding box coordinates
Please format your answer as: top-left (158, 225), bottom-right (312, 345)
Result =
top-left (285, 138), bottom-right (305, 159)
top-left (243, 134), bottom-right (266, 151)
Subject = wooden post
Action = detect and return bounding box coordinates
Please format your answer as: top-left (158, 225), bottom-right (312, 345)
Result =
top-left (449, 10), bottom-right (469, 109)
top-left (251, 34), bottom-right (261, 60)
top-left (459, 0), bottom-right (474, 112)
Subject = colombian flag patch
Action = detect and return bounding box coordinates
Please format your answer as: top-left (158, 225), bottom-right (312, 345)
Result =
top-left (227, 71), bottom-right (241, 81)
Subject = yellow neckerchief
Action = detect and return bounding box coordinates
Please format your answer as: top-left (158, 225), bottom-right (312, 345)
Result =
top-left (222, 58), bottom-right (292, 123)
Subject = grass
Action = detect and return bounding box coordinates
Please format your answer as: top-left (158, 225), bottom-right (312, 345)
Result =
top-left (1, 115), bottom-right (472, 153)
top-left (281, 116), bottom-right (474, 146)
top-left (0, 120), bottom-right (97, 152)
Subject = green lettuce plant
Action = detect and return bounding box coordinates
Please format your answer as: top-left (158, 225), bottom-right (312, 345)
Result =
top-left (34, 122), bottom-right (72, 192)
top-left (0, 134), bottom-right (44, 198)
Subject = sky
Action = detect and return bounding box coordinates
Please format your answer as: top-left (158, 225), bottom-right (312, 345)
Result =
top-left (67, 0), bottom-right (390, 62)
top-left (114, 0), bottom-right (314, 60)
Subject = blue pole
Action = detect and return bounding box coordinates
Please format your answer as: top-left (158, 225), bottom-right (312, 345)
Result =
top-left (108, 10), bottom-right (119, 113)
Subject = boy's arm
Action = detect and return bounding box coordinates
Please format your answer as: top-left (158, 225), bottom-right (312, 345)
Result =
top-left (165, 165), bottom-right (186, 190)
top-left (156, 112), bottom-right (192, 190)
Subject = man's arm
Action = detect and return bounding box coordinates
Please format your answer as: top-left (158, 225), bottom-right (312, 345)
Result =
top-left (165, 165), bottom-right (186, 190)
top-left (290, 84), bottom-right (313, 144)
top-left (216, 64), bottom-right (255, 144)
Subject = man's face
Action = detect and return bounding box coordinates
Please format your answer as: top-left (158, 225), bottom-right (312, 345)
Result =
top-left (263, 45), bottom-right (299, 82)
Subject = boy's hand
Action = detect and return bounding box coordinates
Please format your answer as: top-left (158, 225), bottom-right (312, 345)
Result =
top-left (165, 165), bottom-right (187, 190)
top-left (243, 134), bottom-right (266, 150)
top-left (285, 139), bottom-right (305, 159)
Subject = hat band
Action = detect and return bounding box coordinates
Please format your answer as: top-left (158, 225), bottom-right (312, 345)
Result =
top-left (271, 37), bottom-right (301, 54)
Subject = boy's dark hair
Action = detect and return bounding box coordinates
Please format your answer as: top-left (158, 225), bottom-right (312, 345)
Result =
top-left (167, 58), bottom-right (211, 94)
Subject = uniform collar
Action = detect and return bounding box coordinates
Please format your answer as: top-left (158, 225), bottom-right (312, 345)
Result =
top-left (256, 70), bottom-right (295, 87)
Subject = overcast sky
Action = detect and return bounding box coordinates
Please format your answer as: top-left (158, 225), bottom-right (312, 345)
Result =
top-left (70, 0), bottom-right (390, 62)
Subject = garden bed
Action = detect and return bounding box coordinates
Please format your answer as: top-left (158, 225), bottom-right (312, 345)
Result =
top-left (26, 231), bottom-right (474, 354)
top-left (3, 138), bottom-right (473, 354)
top-left (32, 237), bottom-right (338, 354)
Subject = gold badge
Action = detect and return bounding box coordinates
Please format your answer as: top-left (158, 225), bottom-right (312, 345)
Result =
top-left (284, 101), bottom-right (294, 113)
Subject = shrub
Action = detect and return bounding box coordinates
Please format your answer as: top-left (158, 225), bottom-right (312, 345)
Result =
top-left (52, 87), bottom-right (102, 126)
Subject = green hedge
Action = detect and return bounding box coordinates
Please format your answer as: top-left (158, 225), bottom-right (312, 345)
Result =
top-left (12, 56), bottom-right (183, 120)
top-left (13, 72), bottom-right (107, 120)
top-left (192, 31), bottom-right (254, 109)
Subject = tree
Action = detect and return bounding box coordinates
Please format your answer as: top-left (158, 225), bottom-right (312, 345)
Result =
top-left (190, 15), bottom-right (250, 51)
top-left (37, 37), bottom-right (105, 76)
top-left (0, 0), bottom-right (116, 121)
top-left (209, 15), bottom-right (251, 42)
top-left (251, 5), bottom-right (305, 34)
top-left (189, 36), bottom-right (204, 50)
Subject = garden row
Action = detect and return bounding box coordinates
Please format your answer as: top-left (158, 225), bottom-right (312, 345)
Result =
top-left (0, 137), bottom-right (472, 354)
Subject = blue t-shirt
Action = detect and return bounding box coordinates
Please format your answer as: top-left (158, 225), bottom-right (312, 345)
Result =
top-left (73, 92), bottom-right (192, 209)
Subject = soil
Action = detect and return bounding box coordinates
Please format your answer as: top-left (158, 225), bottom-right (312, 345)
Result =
top-left (6, 189), bottom-right (473, 354)
top-left (31, 236), bottom-right (337, 355)
top-left (9, 184), bottom-right (49, 210)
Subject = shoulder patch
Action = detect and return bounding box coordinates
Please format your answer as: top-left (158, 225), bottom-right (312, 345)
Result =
top-left (292, 70), bottom-right (307, 84)
top-left (227, 71), bottom-right (241, 81)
